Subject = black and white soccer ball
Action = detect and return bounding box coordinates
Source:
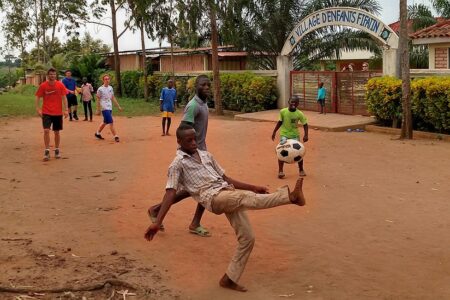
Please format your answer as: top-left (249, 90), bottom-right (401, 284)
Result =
top-left (275, 139), bottom-right (306, 164)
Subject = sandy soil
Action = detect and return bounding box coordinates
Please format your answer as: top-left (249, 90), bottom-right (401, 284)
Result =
top-left (0, 114), bottom-right (449, 300)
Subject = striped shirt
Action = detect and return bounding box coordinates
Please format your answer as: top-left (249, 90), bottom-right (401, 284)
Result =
top-left (166, 149), bottom-right (233, 212)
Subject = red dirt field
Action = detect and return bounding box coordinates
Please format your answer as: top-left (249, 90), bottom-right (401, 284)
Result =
top-left (0, 114), bottom-right (449, 300)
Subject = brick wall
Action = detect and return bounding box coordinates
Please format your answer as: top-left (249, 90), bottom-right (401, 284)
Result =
top-left (435, 48), bottom-right (449, 69)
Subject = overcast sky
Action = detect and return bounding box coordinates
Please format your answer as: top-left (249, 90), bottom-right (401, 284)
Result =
top-left (0, 0), bottom-right (435, 59)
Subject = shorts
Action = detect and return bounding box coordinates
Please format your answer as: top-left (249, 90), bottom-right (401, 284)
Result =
top-left (317, 99), bottom-right (325, 107)
top-left (42, 114), bottom-right (63, 131)
top-left (280, 136), bottom-right (299, 144)
top-left (161, 111), bottom-right (174, 118)
top-left (67, 94), bottom-right (78, 107)
top-left (102, 110), bottom-right (114, 124)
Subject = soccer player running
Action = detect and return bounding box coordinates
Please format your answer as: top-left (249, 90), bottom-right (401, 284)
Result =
top-left (35, 68), bottom-right (69, 161)
top-left (145, 123), bottom-right (306, 292)
top-left (62, 70), bottom-right (78, 121)
top-left (148, 75), bottom-right (211, 237)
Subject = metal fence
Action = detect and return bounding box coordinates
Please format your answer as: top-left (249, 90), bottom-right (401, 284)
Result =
top-left (291, 71), bottom-right (382, 115)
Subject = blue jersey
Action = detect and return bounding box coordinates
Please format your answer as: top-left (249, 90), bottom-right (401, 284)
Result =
top-left (62, 77), bottom-right (76, 92)
top-left (160, 87), bottom-right (177, 112)
top-left (317, 87), bottom-right (326, 100)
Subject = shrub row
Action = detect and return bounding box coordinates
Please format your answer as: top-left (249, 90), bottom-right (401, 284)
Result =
top-left (98, 71), bottom-right (278, 112)
top-left (366, 76), bottom-right (450, 133)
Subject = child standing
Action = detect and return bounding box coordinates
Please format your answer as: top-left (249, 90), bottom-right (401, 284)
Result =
top-left (81, 78), bottom-right (94, 121)
top-left (317, 82), bottom-right (326, 114)
top-left (271, 96), bottom-right (309, 178)
top-left (95, 74), bottom-right (123, 142)
top-left (160, 79), bottom-right (177, 136)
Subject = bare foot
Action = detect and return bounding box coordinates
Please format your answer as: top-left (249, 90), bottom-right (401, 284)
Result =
top-left (289, 178), bottom-right (306, 206)
top-left (219, 274), bottom-right (247, 292)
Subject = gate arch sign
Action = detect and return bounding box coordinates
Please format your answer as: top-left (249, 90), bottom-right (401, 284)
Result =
top-left (276, 7), bottom-right (399, 108)
top-left (281, 7), bottom-right (399, 55)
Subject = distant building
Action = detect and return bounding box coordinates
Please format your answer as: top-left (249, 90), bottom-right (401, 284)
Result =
top-left (410, 19), bottom-right (450, 70)
top-left (104, 46), bottom-right (250, 73)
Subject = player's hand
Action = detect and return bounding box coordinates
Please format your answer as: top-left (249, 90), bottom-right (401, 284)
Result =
top-left (253, 185), bottom-right (269, 194)
top-left (70, 90), bottom-right (75, 94)
top-left (36, 109), bottom-right (42, 117)
top-left (303, 136), bottom-right (309, 143)
top-left (63, 110), bottom-right (68, 118)
top-left (95, 110), bottom-right (101, 116)
top-left (118, 106), bottom-right (123, 112)
top-left (144, 223), bottom-right (160, 241)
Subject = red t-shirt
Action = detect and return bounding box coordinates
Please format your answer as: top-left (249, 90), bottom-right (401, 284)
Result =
top-left (35, 80), bottom-right (67, 115)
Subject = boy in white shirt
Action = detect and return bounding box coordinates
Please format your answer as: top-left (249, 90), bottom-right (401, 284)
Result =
top-left (95, 74), bottom-right (123, 142)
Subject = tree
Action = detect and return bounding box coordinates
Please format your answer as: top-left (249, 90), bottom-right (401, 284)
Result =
top-left (89, 0), bottom-right (131, 97)
top-left (219, 0), bottom-right (382, 70)
top-left (399, 0), bottom-right (413, 139)
top-left (432, 0), bottom-right (450, 18)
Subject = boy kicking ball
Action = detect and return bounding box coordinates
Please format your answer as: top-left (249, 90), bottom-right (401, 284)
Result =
top-left (145, 124), bottom-right (306, 292)
top-left (95, 74), bottom-right (123, 142)
top-left (271, 96), bottom-right (309, 178)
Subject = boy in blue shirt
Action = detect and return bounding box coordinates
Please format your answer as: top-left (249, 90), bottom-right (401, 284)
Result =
top-left (317, 82), bottom-right (326, 114)
top-left (160, 79), bottom-right (177, 136)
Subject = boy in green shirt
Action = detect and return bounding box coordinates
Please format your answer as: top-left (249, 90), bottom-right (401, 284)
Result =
top-left (271, 96), bottom-right (309, 178)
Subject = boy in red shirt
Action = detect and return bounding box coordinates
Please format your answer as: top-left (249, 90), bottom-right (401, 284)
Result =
top-left (35, 68), bottom-right (68, 161)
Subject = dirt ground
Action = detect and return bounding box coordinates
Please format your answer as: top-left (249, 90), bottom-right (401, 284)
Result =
top-left (0, 114), bottom-right (449, 300)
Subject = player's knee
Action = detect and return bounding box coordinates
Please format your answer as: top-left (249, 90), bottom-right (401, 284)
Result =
top-left (43, 128), bottom-right (51, 133)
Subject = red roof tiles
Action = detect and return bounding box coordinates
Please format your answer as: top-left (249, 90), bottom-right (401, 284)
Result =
top-left (410, 19), bottom-right (450, 39)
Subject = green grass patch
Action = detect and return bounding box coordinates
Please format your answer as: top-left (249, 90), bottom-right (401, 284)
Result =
top-left (0, 92), bottom-right (160, 117)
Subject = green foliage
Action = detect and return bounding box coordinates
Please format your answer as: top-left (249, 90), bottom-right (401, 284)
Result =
top-left (10, 84), bottom-right (37, 95)
top-left (366, 76), bottom-right (450, 133)
top-left (411, 77), bottom-right (450, 132)
top-left (220, 73), bottom-right (278, 112)
top-left (121, 71), bottom-right (143, 98)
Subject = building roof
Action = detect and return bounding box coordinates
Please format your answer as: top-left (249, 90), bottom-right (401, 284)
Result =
top-left (410, 19), bottom-right (450, 39)
top-left (389, 18), bottom-right (446, 34)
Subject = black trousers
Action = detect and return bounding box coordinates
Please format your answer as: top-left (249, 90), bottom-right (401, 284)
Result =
top-left (83, 101), bottom-right (93, 120)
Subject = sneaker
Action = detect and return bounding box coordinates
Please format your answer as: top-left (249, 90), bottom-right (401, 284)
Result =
top-left (43, 149), bottom-right (50, 161)
top-left (114, 136), bottom-right (120, 142)
top-left (54, 149), bottom-right (61, 159)
top-left (95, 133), bottom-right (104, 140)
top-left (73, 114), bottom-right (79, 120)
top-left (299, 170), bottom-right (307, 177)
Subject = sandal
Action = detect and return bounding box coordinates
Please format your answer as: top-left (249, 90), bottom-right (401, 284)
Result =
top-left (189, 225), bottom-right (211, 237)
top-left (147, 210), bottom-right (165, 231)
top-left (278, 172), bottom-right (285, 179)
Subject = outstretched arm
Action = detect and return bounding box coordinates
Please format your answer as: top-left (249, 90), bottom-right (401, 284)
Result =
top-left (223, 175), bottom-right (268, 194)
top-left (271, 121), bottom-right (282, 141)
top-left (144, 189), bottom-right (177, 241)
top-left (112, 96), bottom-right (123, 111)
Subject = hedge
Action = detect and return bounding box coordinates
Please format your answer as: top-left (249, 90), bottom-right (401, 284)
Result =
top-left (98, 71), bottom-right (278, 113)
top-left (366, 76), bottom-right (450, 133)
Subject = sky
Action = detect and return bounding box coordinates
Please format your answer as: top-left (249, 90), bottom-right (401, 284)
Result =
top-left (0, 0), bottom-right (435, 59)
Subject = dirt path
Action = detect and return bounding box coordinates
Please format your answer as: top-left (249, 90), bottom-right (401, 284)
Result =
top-left (1, 115), bottom-right (449, 299)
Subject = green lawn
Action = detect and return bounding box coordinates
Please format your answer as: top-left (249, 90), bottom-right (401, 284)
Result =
top-left (0, 93), bottom-right (161, 117)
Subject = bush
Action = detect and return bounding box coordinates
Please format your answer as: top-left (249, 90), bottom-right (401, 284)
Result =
top-left (219, 73), bottom-right (278, 112)
top-left (11, 84), bottom-right (37, 96)
top-left (366, 76), bottom-right (450, 133)
top-left (411, 77), bottom-right (450, 132)
top-left (366, 76), bottom-right (402, 123)
top-left (121, 71), bottom-right (142, 98)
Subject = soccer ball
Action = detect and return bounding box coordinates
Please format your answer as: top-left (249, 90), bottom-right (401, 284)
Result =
top-left (276, 139), bottom-right (306, 164)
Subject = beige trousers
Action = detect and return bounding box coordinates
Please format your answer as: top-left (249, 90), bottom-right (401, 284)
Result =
top-left (211, 186), bottom-right (291, 283)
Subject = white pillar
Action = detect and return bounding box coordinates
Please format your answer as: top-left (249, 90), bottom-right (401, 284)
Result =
top-left (276, 55), bottom-right (293, 109)
top-left (382, 49), bottom-right (399, 77)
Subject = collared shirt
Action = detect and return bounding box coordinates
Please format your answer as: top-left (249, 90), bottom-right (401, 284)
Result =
top-left (182, 95), bottom-right (208, 150)
top-left (165, 149), bottom-right (232, 212)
